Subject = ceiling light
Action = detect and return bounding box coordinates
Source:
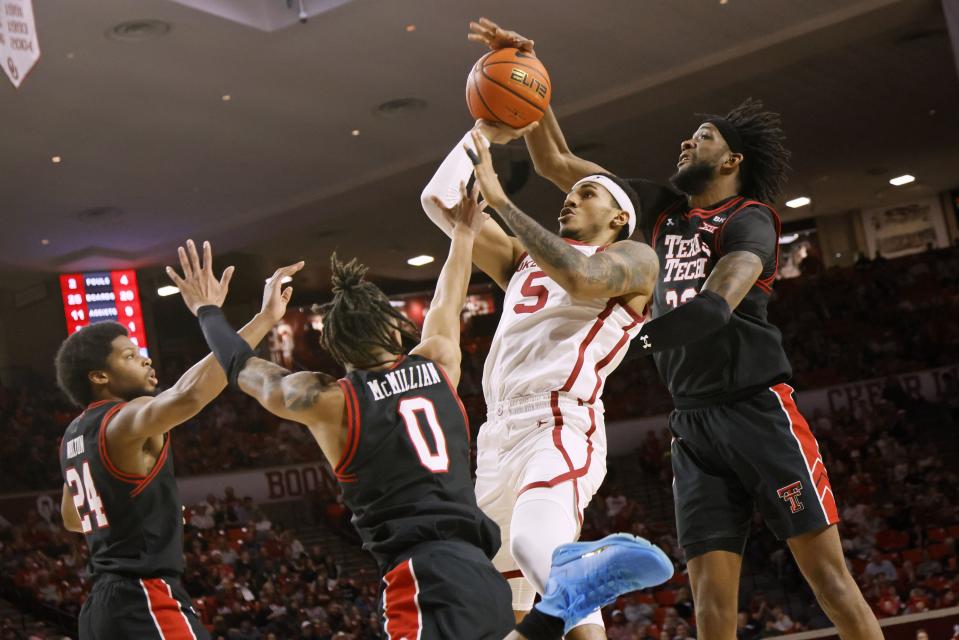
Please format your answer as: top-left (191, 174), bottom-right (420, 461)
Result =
top-left (41, 238), bottom-right (50, 245)
top-left (786, 196), bottom-right (810, 208)
top-left (407, 255), bottom-right (434, 267)
top-left (157, 285), bottom-right (179, 297)
top-left (51, 156), bottom-right (62, 164)
top-left (221, 94), bottom-right (232, 101)
top-left (405, 24), bottom-right (416, 32)
top-left (889, 174), bottom-right (915, 186)
top-left (351, 129), bottom-right (360, 136)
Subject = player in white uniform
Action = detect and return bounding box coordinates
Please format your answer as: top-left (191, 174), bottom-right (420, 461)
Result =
top-left (421, 126), bottom-right (658, 638)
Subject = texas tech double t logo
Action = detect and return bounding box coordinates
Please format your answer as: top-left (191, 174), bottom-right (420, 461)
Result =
top-left (777, 481), bottom-right (805, 513)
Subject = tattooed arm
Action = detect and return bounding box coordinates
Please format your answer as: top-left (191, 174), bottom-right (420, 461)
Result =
top-left (236, 358), bottom-right (342, 426)
top-left (466, 130), bottom-right (658, 299)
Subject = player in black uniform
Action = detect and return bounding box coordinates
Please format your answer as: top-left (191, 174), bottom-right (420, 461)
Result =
top-left (56, 240), bottom-right (302, 639)
top-left (170, 185), bottom-right (675, 640)
top-left (466, 16), bottom-right (882, 640)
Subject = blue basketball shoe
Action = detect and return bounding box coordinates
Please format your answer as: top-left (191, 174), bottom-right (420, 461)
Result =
top-left (534, 533), bottom-right (675, 634)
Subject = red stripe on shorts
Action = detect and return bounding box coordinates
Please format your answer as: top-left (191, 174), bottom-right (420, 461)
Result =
top-left (383, 559), bottom-right (422, 640)
top-left (140, 579), bottom-right (198, 640)
top-left (771, 384), bottom-right (840, 525)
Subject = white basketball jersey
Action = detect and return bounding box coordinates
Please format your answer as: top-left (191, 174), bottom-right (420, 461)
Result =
top-left (482, 241), bottom-right (647, 407)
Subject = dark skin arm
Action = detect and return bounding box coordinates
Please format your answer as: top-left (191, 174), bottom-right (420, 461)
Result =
top-left (236, 359), bottom-right (347, 466)
top-left (702, 251), bottom-right (764, 309)
top-left (468, 130), bottom-right (658, 301)
top-left (61, 484), bottom-right (83, 533)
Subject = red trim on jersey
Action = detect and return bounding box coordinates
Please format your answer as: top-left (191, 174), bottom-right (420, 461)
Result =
top-left (771, 384), bottom-right (840, 526)
top-left (130, 434), bottom-right (171, 498)
top-left (584, 314), bottom-right (643, 405)
top-left (96, 402), bottom-right (143, 484)
top-left (434, 362), bottom-right (471, 444)
top-left (517, 393), bottom-right (595, 526)
top-left (715, 200), bottom-right (782, 295)
top-left (140, 578), bottom-right (199, 640)
top-left (684, 196), bottom-right (744, 220)
top-left (501, 569), bottom-right (525, 580)
top-left (388, 355), bottom-right (407, 371)
top-left (558, 301), bottom-right (616, 393)
top-left (334, 379), bottom-right (361, 482)
top-left (383, 559), bottom-right (422, 640)
top-left (85, 399), bottom-right (113, 411)
top-left (513, 251), bottom-right (529, 272)
top-left (615, 298), bottom-right (647, 323)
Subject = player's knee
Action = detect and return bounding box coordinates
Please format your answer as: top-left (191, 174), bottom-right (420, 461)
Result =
top-left (693, 599), bottom-right (737, 628)
top-left (808, 566), bottom-right (854, 611)
top-left (509, 528), bottom-right (541, 574)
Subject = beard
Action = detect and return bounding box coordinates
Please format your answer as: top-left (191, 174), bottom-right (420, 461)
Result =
top-left (669, 160), bottom-right (715, 196)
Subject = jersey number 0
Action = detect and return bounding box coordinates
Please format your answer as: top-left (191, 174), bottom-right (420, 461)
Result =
top-left (398, 397), bottom-right (450, 473)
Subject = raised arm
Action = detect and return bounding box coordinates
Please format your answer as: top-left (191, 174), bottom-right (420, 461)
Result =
top-left (420, 129), bottom-right (528, 290)
top-left (467, 18), bottom-right (607, 191)
top-left (410, 182), bottom-right (487, 385)
top-left (468, 131), bottom-right (657, 300)
top-left (198, 322), bottom-right (347, 463)
top-left (107, 241), bottom-right (302, 444)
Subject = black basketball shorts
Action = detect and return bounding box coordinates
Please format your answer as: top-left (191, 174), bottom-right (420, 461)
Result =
top-left (381, 540), bottom-right (515, 640)
top-left (670, 383), bottom-right (840, 561)
top-left (79, 573), bottom-right (209, 640)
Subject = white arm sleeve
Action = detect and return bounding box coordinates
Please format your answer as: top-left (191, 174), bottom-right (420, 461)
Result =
top-left (420, 130), bottom-right (490, 238)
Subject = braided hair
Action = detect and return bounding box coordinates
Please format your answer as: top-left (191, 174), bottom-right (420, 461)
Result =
top-left (318, 253), bottom-right (420, 369)
top-left (707, 98), bottom-right (791, 204)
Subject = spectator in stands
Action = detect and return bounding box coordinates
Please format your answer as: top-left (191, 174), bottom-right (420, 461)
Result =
top-left (865, 551), bottom-right (898, 582)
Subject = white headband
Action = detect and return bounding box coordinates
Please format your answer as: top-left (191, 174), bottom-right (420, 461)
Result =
top-left (570, 174), bottom-right (636, 238)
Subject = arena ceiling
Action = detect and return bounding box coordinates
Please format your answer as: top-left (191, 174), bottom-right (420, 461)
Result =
top-left (2, 0), bottom-right (957, 295)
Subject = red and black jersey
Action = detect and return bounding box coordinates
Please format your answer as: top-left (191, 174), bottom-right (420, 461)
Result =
top-left (335, 354), bottom-right (501, 572)
top-left (59, 400), bottom-right (184, 578)
top-left (631, 179), bottom-right (792, 408)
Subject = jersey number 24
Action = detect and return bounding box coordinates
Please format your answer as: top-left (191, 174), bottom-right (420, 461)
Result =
top-left (65, 461), bottom-right (110, 533)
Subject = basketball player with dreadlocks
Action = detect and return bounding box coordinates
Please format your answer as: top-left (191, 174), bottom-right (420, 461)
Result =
top-left (173, 187), bottom-right (674, 640)
top-left (468, 16), bottom-right (882, 640)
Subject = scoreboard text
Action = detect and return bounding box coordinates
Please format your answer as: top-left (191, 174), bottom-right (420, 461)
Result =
top-left (59, 270), bottom-right (149, 356)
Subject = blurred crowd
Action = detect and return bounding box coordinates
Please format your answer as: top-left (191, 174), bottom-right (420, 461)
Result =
top-left (0, 246), bottom-right (957, 638)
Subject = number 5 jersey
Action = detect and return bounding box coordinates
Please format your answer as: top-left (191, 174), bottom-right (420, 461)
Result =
top-left (483, 240), bottom-right (647, 409)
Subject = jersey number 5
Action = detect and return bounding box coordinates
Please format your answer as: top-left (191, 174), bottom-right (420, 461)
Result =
top-left (513, 270), bottom-right (549, 314)
top-left (65, 461), bottom-right (109, 533)
top-left (398, 397), bottom-right (450, 473)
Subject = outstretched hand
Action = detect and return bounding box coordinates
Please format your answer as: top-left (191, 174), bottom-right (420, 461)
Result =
top-left (429, 182), bottom-right (489, 238)
top-left (166, 239), bottom-right (234, 316)
top-left (466, 129), bottom-right (509, 211)
top-left (261, 261), bottom-right (305, 323)
top-left (468, 17), bottom-right (535, 54)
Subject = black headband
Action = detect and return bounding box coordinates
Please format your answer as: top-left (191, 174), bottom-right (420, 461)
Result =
top-left (704, 117), bottom-right (744, 154)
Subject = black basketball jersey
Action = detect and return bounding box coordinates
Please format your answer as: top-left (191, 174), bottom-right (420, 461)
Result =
top-left (58, 400), bottom-right (184, 578)
top-left (335, 354), bottom-right (500, 572)
top-left (631, 179), bottom-right (792, 408)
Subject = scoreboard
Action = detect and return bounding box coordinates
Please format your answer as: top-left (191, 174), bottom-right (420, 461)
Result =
top-left (59, 270), bottom-right (149, 356)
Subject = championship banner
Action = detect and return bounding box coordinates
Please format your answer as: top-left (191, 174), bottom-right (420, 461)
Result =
top-left (0, 0), bottom-right (40, 88)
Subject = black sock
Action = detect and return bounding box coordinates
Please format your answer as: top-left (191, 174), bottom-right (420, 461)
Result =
top-left (514, 608), bottom-right (565, 640)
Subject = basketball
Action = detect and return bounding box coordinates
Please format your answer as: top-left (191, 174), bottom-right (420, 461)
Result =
top-left (466, 47), bottom-right (551, 128)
